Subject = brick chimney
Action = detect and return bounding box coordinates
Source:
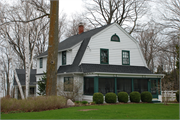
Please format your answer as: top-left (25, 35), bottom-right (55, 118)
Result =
top-left (78, 22), bottom-right (84, 34)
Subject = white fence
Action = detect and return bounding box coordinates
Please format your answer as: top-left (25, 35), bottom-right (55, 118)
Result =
top-left (161, 90), bottom-right (178, 101)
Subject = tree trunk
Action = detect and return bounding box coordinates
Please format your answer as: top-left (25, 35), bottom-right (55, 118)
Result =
top-left (5, 32), bottom-right (25, 99)
top-left (25, 2), bottom-right (31, 99)
top-left (46, 0), bottom-right (59, 96)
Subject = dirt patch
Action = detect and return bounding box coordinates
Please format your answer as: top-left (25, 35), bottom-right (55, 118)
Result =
top-left (79, 109), bottom-right (98, 111)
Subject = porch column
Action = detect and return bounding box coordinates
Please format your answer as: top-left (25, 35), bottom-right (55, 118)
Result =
top-left (115, 78), bottom-right (117, 95)
top-left (131, 79), bottom-right (134, 92)
top-left (94, 77), bottom-right (98, 93)
top-left (148, 79), bottom-right (151, 92)
top-left (160, 79), bottom-right (161, 95)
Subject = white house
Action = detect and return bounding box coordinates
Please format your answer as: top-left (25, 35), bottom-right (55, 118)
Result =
top-left (13, 69), bottom-right (36, 99)
top-left (35, 23), bottom-right (164, 102)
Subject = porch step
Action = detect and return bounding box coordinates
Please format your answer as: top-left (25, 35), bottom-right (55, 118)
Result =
top-left (152, 98), bottom-right (161, 103)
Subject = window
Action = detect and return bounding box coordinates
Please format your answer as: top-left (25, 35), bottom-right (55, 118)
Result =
top-left (40, 58), bottom-right (43, 68)
top-left (62, 51), bottom-right (66, 65)
top-left (111, 34), bottom-right (120, 42)
top-left (64, 77), bottom-right (73, 91)
top-left (100, 49), bottom-right (109, 64)
top-left (84, 77), bottom-right (94, 95)
top-left (99, 78), bottom-right (115, 95)
top-left (30, 87), bottom-right (35, 94)
top-left (134, 79), bottom-right (148, 93)
top-left (117, 78), bottom-right (132, 94)
top-left (122, 50), bottom-right (130, 65)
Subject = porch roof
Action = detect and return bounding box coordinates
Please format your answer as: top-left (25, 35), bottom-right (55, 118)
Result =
top-left (57, 63), bottom-right (161, 76)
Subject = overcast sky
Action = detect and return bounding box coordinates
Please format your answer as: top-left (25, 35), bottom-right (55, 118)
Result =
top-left (1, 0), bottom-right (85, 18)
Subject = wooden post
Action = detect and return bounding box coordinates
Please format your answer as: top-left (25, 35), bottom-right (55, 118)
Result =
top-left (46, 0), bottom-right (59, 96)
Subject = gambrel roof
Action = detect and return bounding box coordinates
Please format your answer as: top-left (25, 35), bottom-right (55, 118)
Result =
top-left (36, 24), bottom-right (111, 58)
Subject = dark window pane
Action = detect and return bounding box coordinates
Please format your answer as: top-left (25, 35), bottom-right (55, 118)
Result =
top-left (101, 49), bottom-right (109, 64)
top-left (30, 87), bottom-right (34, 94)
top-left (111, 34), bottom-right (120, 42)
top-left (84, 77), bottom-right (94, 95)
top-left (117, 78), bottom-right (132, 94)
top-left (62, 51), bottom-right (66, 65)
top-left (99, 78), bottom-right (115, 95)
top-left (122, 51), bottom-right (130, 65)
top-left (64, 77), bottom-right (73, 91)
top-left (40, 58), bottom-right (43, 68)
top-left (134, 79), bottom-right (148, 93)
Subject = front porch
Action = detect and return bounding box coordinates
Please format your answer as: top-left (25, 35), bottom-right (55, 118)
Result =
top-left (83, 76), bottom-right (162, 102)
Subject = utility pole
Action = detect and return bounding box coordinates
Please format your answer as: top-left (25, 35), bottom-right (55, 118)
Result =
top-left (46, 0), bottom-right (59, 96)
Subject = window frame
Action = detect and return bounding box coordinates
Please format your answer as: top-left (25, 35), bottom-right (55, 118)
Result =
top-left (100, 48), bottom-right (109, 64)
top-left (111, 34), bottom-right (120, 42)
top-left (39, 58), bottom-right (43, 68)
top-left (64, 77), bottom-right (73, 92)
top-left (122, 50), bottom-right (130, 65)
top-left (62, 51), bottom-right (66, 65)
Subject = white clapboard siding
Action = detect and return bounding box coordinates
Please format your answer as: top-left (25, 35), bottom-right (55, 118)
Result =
top-left (81, 24), bottom-right (146, 66)
top-left (37, 57), bottom-right (47, 74)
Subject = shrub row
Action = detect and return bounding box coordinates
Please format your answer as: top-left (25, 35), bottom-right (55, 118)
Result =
top-left (1, 96), bottom-right (66, 113)
top-left (93, 91), bottom-right (153, 104)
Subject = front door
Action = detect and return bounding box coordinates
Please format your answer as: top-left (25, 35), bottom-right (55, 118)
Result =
top-left (150, 79), bottom-right (158, 98)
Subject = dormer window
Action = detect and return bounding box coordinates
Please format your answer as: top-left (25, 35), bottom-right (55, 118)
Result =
top-left (122, 50), bottom-right (130, 65)
top-left (111, 34), bottom-right (120, 42)
top-left (100, 49), bottom-right (109, 64)
top-left (62, 51), bottom-right (66, 65)
top-left (39, 58), bottom-right (43, 68)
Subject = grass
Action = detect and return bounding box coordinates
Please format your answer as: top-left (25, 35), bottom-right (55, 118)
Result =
top-left (1, 103), bottom-right (179, 119)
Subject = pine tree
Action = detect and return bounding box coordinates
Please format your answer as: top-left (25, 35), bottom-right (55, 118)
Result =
top-left (37, 73), bottom-right (46, 95)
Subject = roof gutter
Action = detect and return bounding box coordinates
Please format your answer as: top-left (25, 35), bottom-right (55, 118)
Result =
top-left (57, 72), bottom-right (83, 75)
top-left (86, 72), bottom-right (165, 78)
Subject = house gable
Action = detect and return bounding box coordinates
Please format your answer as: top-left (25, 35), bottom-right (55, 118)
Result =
top-left (80, 23), bottom-right (147, 67)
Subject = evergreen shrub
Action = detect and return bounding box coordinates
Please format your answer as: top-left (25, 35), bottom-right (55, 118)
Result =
top-left (93, 92), bottom-right (104, 104)
top-left (105, 92), bottom-right (116, 103)
top-left (130, 91), bottom-right (141, 103)
top-left (118, 92), bottom-right (128, 103)
top-left (141, 91), bottom-right (152, 103)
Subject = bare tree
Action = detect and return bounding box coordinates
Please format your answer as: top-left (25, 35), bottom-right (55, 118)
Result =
top-left (65, 14), bottom-right (94, 38)
top-left (83, 0), bottom-right (148, 34)
top-left (135, 21), bottom-right (163, 72)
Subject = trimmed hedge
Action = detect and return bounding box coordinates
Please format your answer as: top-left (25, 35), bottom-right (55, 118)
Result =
top-left (176, 90), bottom-right (179, 102)
top-left (118, 92), bottom-right (128, 103)
top-left (130, 91), bottom-right (141, 103)
top-left (141, 91), bottom-right (152, 103)
top-left (93, 92), bottom-right (104, 104)
top-left (105, 92), bottom-right (117, 103)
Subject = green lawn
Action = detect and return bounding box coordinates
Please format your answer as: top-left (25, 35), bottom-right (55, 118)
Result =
top-left (1, 103), bottom-right (179, 119)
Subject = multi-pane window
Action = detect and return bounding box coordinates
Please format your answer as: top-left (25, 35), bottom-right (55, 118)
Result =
top-left (98, 78), bottom-right (115, 95)
top-left (30, 87), bottom-right (35, 94)
top-left (117, 78), bottom-right (132, 94)
top-left (122, 50), bottom-right (130, 65)
top-left (40, 58), bottom-right (43, 68)
top-left (64, 77), bottom-right (73, 91)
top-left (62, 51), bottom-right (66, 65)
top-left (111, 34), bottom-right (120, 42)
top-left (134, 79), bottom-right (148, 93)
top-left (84, 77), bottom-right (94, 95)
top-left (100, 49), bottom-right (109, 64)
